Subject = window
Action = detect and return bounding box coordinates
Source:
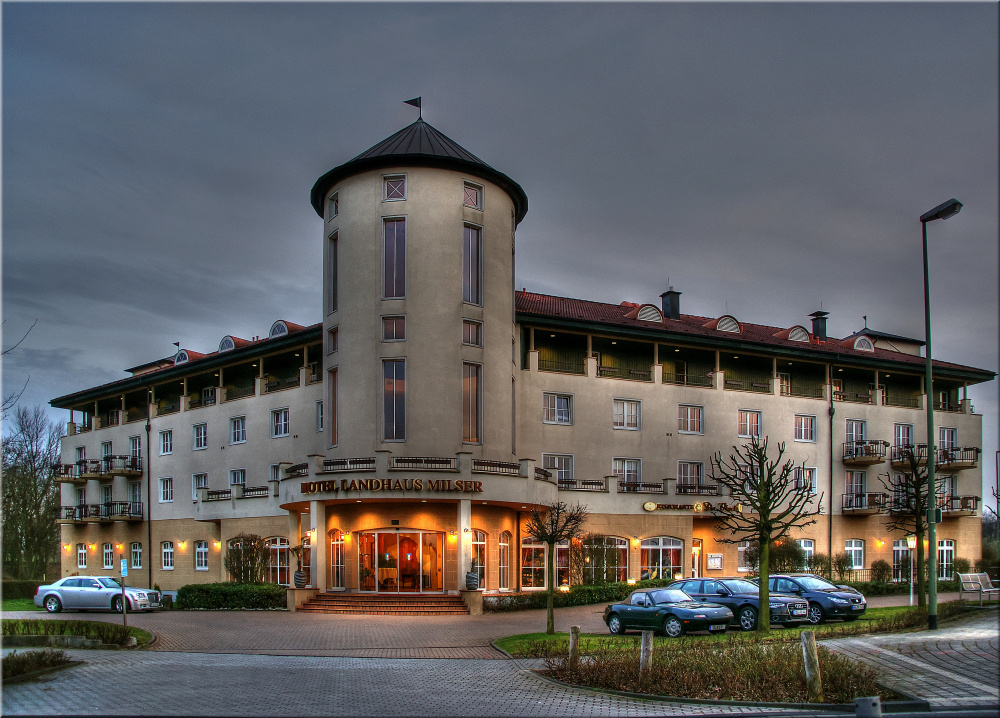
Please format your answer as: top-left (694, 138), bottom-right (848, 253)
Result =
top-left (383, 218), bottom-right (406, 298)
top-left (717, 316), bottom-right (740, 333)
top-left (268, 464), bottom-right (280, 483)
top-left (382, 315), bottom-right (405, 341)
top-left (101, 441), bottom-right (112, 458)
top-left (383, 175), bottom-right (406, 201)
top-left (75, 446), bottom-right (86, 462)
top-left (894, 423), bottom-right (913, 446)
top-left (582, 536), bottom-right (628, 584)
top-left (796, 539), bottom-right (814, 569)
top-left (194, 541), bottom-right (209, 570)
top-left (462, 363), bottom-right (481, 443)
top-left (130, 542), bottom-right (142, 569)
top-left (892, 539), bottom-right (910, 582)
top-left (129, 436), bottom-right (141, 458)
top-left (103, 543), bottom-right (113, 570)
top-left (613, 399), bottom-right (640, 430)
top-left (383, 359), bottom-right (406, 441)
top-left (159, 430), bottom-right (172, 455)
top-left (329, 368), bottom-right (338, 446)
top-left (520, 538), bottom-right (546, 589)
top-left (853, 336), bottom-right (874, 352)
top-left (271, 408), bottom-right (289, 438)
top-left (463, 224), bottom-right (481, 305)
top-left (846, 470), bottom-right (866, 495)
top-left (737, 540), bottom-right (751, 572)
top-left (327, 191), bottom-right (339, 220)
top-left (613, 458), bottom-right (640, 485)
top-left (327, 232), bottom-right (338, 314)
top-left (793, 467), bottom-right (817, 494)
top-left (462, 319), bottom-right (483, 347)
top-left (101, 484), bottom-right (113, 504)
top-left (543, 454), bottom-right (574, 482)
top-left (794, 415), bottom-right (816, 442)
top-left (472, 530), bottom-right (487, 586)
top-left (266, 537), bottom-right (290, 586)
top-left (677, 405), bottom-right (703, 434)
top-left (76, 487), bottom-right (86, 506)
top-left (542, 393), bottom-right (572, 424)
top-left (846, 419), bottom-right (866, 444)
top-left (641, 537), bottom-right (683, 581)
top-left (463, 181), bottom-right (482, 209)
top-left (77, 543), bottom-right (87, 569)
top-left (498, 531), bottom-right (511, 591)
top-left (192, 473), bottom-right (207, 500)
top-left (677, 461), bottom-right (704, 489)
top-left (316, 401), bottom-right (324, 432)
top-left (329, 529), bottom-right (346, 589)
top-left (777, 372), bottom-right (791, 395)
top-left (229, 469), bottom-right (246, 487)
top-left (327, 327), bottom-right (338, 353)
top-left (832, 378), bottom-right (844, 394)
top-left (193, 423), bottom-right (207, 450)
top-left (128, 481), bottom-right (141, 505)
top-left (161, 542), bottom-right (174, 570)
top-left (159, 477), bottom-right (173, 503)
top-left (939, 427), bottom-right (957, 451)
top-left (230, 416), bottom-right (246, 444)
top-left (738, 410), bottom-right (761, 438)
top-left (845, 539), bottom-right (864, 570)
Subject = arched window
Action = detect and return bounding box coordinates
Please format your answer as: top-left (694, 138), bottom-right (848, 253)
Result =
top-left (582, 536), bottom-right (628, 584)
top-left (329, 529), bottom-right (345, 589)
top-left (265, 537), bottom-right (289, 586)
top-left (521, 537), bottom-right (545, 589)
top-left (174, 350), bottom-right (189, 365)
top-left (498, 531), bottom-right (511, 591)
top-left (788, 326), bottom-right (810, 342)
top-left (641, 536), bottom-right (683, 580)
top-left (472, 530), bottom-right (487, 586)
top-left (637, 305), bottom-right (662, 322)
top-left (853, 336), bottom-right (874, 352)
top-left (269, 321), bottom-right (289, 338)
top-left (717, 316), bottom-right (740, 333)
top-left (219, 336), bottom-right (236, 352)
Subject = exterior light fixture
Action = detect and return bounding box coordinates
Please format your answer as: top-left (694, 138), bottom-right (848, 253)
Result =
top-left (449, 530), bottom-right (455, 535)
top-left (627, 577), bottom-right (637, 585)
top-left (559, 584), bottom-right (570, 593)
top-left (674, 573), bottom-right (683, 580)
top-left (213, 541), bottom-right (220, 548)
top-left (63, 544), bottom-right (71, 551)
top-left (906, 535), bottom-right (916, 550)
top-left (463, 528), bottom-right (470, 533)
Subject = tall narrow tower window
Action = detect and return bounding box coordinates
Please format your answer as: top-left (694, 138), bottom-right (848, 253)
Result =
top-left (383, 219), bottom-right (406, 299)
top-left (463, 363), bottom-right (481, 443)
top-left (463, 224), bottom-right (481, 305)
top-left (327, 232), bottom-right (338, 313)
top-left (383, 359), bottom-right (406, 441)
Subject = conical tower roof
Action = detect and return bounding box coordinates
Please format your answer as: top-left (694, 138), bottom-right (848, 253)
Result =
top-left (311, 119), bottom-right (527, 223)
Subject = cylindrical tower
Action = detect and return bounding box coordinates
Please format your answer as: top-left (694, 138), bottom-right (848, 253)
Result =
top-left (310, 119), bottom-right (528, 459)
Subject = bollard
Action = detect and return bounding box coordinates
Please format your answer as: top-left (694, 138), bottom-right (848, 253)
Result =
top-left (854, 696), bottom-right (882, 718)
top-left (800, 630), bottom-right (823, 703)
top-left (568, 625), bottom-right (580, 670)
top-left (639, 630), bottom-right (654, 677)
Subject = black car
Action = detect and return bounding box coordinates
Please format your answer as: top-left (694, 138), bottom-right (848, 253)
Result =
top-left (603, 588), bottom-right (734, 637)
top-left (761, 574), bottom-right (866, 624)
top-left (668, 577), bottom-right (809, 630)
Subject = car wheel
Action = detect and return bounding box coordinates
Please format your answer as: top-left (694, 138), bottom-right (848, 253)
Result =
top-left (662, 615), bottom-right (685, 638)
top-left (738, 606), bottom-right (757, 631)
top-left (112, 596), bottom-right (124, 613)
top-left (44, 595), bottom-right (62, 613)
top-left (608, 614), bottom-right (626, 635)
top-left (808, 602), bottom-right (825, 625)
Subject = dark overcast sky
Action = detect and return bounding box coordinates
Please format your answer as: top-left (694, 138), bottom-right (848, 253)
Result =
top-left (3, 2), bottom-right (997, 507)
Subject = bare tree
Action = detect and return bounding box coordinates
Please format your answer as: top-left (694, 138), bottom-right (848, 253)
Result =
top-left (523, 501), bottom-right (589, 634)
top-left (877, 450), bottom-right (932, 607)
top-left (708, 436), bottom-right (824, 633)
top-left (1, 405), bottom-right (61, 579)
top-left (1, 319), bottom-right (37, 418)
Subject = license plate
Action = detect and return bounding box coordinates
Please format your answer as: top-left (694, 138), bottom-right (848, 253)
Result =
top-left (852, 605), bottom-right (863, 610)
top-left (710, 624), bottom-right (727, 631)
top-left (792, 609), bottom-right (807, 616)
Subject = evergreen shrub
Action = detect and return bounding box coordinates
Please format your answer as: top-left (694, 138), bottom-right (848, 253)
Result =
top-left (175, 582), bottom-right (286, 610)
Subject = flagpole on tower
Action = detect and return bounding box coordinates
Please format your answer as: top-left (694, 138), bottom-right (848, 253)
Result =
top-left (404, 97), bottom-right (422, 120)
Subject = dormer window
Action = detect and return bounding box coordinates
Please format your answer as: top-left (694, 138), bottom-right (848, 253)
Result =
top-left (717, 316), bottom-right (740, 333)
top-left (384, 175), bottom-right (406, 201)
top-left (269, 321), bottom-right (289, 338)
top-left (854, 336), bottom-right (874, 352)
top-left (463, 182), bottom-right (482, 210)
top-left (636, 305), bottom-right (662, 323)
top-left (219, 336), bottom-right (236, 353)
top-left (174, 350), bottom-right (189, 365)
top-left (788, 326), bottom-right (810, 342)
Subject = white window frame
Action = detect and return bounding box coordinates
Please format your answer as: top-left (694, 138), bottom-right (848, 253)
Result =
top-left (846, 419), bottom-right (866, 444)
top-left (796, 539), bottom-right (814, 569)
top-left (794, 466), bottom-right (818, 494)
top-left (195, 540), bottom-right (209, 571)
top-left (542, 393), bottom-right (572, 425)
top-left (737, 540), bottom-right (751, 572)
top-left (613, 457), bottom-right (641, 484)
top-left (845, 539), bottom-right (864, 570)
top-left (101, 441), bottom-right (112, 458)
top-left (103, 543), bottom-right (113, 570)
top-left (894, 423), bottom-right (914, 447)
top-left (938, 539), bottom-right (955, 580)
top-left (270, 464), bottom-right (281, 483)
top-left (193, 423), bottom-right (208, 451)
top-left (677, 461), bottom-right (704, 487)
top-left (230, 416), bottom-right (246, 444)
top-left (462, 319), bottom-right (483, 347)
top-left (229, 469), bottom-right (246, 487)
top-left (77, 543), bottom-right (87, 569)
top-left (316, 401), bottom-right (324, 432)
top-left (677, 404), bottom-right (704, 434)
top-left (463, 181), bottom-right (483, 210)
top-left (794, 414), bottom-right (817, 442)
top-left (100, 484), bottom-right (113, 505)
top-left (846, 470), bottom-right (866, 495)
top-left (159, 477), bottom-right (173, 503)
top-left (939, 427), bottom-right (958, 451)
top-left (271, 408), bottom-right (290, 438)
top-left (161, 541), bottom-right (174, 570)
top-left (613, 399), bottom-right (640, 430)
top-left (327, 191), bottom-right (339, 220)
top-left (128, 481), bottom-right (141, 504)
top-left (159, 430), bottom-right (173, 455)
top-left (738, 410), bottom-right (761, 438)
top-left (383, 174), bottom-right (406, 201)
top-left (130, 542), bottom-right (142, 569)
top-left (192, 473), bottom-right (207, 501)
top-left (129, 436), bottom-right (141, 458)
top-left (542, 454), bottom-right (574, 482)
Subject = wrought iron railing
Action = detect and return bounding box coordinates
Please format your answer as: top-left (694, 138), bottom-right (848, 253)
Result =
top-left (472, 459), bottom-right (520, 476)
top-left (205, 489), bottom-right (232, 501)
top-left (389, 456), bottom-right (457, 471)
top-left (938, 495), bottom-right (979, 513)
top-left (883, 394), bottom-right (920, 408)
top-left (558, 477), bottom-right (608, 492)
top-left (538, 358), bottom-right (585, 375)
top-left (285, 463), bottom-right (309, 478)
top-left (125, 408), bottom-right (146, 423)
top-left (188, 394), bottom-right (217, 409)
top-left (241, 486), bottom-right (270, 498)
top-left (265, 376), bottom-right (301, 393)
top-left (53, 464), bottom-right (84, 480)
top-left (618, 480), bottom-right (664, 494)
top-left (322, 457), bottom-right (376, 473)
top-left (99, 412), bottom-right (120, 428)
top-left (781, 385), bottom-right (824, 399)
top-left (890, 444), bottom-right (929, 464)
top-left (598, 364), bottom-right (653, 382)
top-left (105, 501), bottom-right (143, 519)
top-left (842, 440), bottom-right (888, 461)
top-left (662, 371), bottom-right (713, 387)
top-left (225, 385), bottom-right (255, 401)
top-left (934, 400), bottom-right (962, 412)
top-left (158, 401), bottom-right (180, 415)
top-left (841, 493), bottom-right (888, 511)
top-left (936, 447), bottom-right (980, 467)
top-left (675, 483), bottom-right (721, 496)
top-left (723, 372), bottom-right (772, 393)
top-left (101, 455), bottom-right (142, 474)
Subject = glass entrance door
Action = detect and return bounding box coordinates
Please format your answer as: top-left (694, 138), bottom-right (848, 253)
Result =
top-left (691, 538), bottom-right (702, 578)
top-left (359, 531), bottom-right (443, 593)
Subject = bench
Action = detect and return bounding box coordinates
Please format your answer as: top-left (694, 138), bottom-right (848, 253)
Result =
top-left (958, 572), bottom-right (1000, 606)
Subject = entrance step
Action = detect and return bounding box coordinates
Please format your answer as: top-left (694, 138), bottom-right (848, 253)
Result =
top-left (297, 593), bottom-right (470, 615)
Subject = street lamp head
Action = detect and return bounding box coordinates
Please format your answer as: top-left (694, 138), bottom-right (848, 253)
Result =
top-left (920, 198), bottom-right (962, 223)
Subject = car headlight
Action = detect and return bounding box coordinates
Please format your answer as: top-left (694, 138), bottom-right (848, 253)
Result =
top-left (134, 592), bottom-right (146, 599)
top-left (829, 597), bottom-right (849, 604)
top-left (769, 603), bottom-right (784, 611)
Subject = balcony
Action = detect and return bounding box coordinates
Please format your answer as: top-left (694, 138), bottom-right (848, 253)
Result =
top-left (939, 495), bottom-right (979, 516)
top-left (97, 411), bottom-right (120, 429)
top-left (107, 501), bottom-right (143, 521)
top-left (285, 463), bottom-right (309, 478)
top-left (842, 493), bottom-right (888, 514)
top-left (53, 464), bottom-right (85, 483)
top-left (205, 489), bottom-right (232, 501)
top-left (224, 384), bottom-right (255, 401)
top-left (473, 459), bottom-right (520, 476)
top-left (80, 504), bottom-right (113, 523)
top-left (102, 455), bottom-right (143, 477)
top-left (675, 482), bottom-right (723, 496)
top-left (937, 447), bottom-right (980, 472)
top-left (157, 401), bottom-right (180, 416)
top-left (597, 364), bottom-right (652, 382)
top-left (320, 457), bottom-right (376, 473)
top-left (833, 390), bottom-right (873, 404)
top-left (780, 384), bottom-right (824, 399)
top-left (618, 480), bottom-right (664, 494)
top-left (842, 440), bottom-right (888, 466)
top-left (265, 376), bottom-right (300, 393)
top-left (934, 399), bottom-right (963, 413)
top-left (188, 394), bottom-right (217, 409)
top-left (78, 460), bottom-right (110, 479)
top-left (389, 456), bottom-right (457, 471)
top-left (558, 477), bottom-right (608, 492)
top-left (890, 444), bottom-right (928, 470)
top-left (242, 486), bottom-right (270, 498)
top-left (723, 376), bottom-right (772, 394)
top-left (883, 394), bottom-right (920, 409)
top-left (538, 358), bottom-right (586, 375)
top-left (57, 505), bottom-right (85, 523)
top-left (662, 371), bottom-right (712, 387)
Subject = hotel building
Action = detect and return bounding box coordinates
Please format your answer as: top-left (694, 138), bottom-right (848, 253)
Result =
top-left (52, 118), bottom-right (994, 608)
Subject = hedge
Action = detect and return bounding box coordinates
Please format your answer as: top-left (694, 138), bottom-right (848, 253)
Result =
top-left (2, 580), bottom-right (43, 600)
top-left (175, 582), bottom-right (286, 610)
top-left (484, 579), bottom-right (676, 613)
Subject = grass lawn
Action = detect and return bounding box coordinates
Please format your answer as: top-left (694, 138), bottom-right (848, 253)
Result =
top-left (2, 598), bottom-right (42, 613)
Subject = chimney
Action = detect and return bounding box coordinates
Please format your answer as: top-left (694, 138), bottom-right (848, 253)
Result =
top-left (660, 287), bottom-right (681, 321)
top-left (809, 311), bottom-right (829, 342)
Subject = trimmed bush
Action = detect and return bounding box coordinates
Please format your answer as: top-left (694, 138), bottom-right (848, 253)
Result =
top-left (870, 559), bottom-right (892, 584)
top-left (484, 579), bottom-right (675, 613)
top-left (2, 650), bottom-right (72, 680)
top-left (175, 582), bottom-right (286, 610)
top-left (2, 619), bottom-right (145, 646)
top-left (953, 557), bottom-right (971, 576)
top-left (2, 580), bottom-right (43, 600)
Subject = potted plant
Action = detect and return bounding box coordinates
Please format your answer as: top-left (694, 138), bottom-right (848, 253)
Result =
top-left (465, 559), bottom-right (481, 591)
top-left (289, 545), bottom-right (308, 589)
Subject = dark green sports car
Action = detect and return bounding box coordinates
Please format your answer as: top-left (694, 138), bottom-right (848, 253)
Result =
top-left (603, 588), bottom-right (734, 637)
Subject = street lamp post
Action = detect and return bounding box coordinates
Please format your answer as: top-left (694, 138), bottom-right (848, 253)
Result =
top-left (906, 534), bottom-right (917, 607)
top-left (919, 198), bottom-right (962, 630)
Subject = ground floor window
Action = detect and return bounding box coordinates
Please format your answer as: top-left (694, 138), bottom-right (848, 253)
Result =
top-left (737, 540), bottom-right (751, 572)
top-left (938, 539), bottom-right (954, 580)
top-left (521, 538), bottom-right (546, 589)
top-left (195, 540), bottom-right (209, 570)
top-left (77, 543), bottom-right (87, 569)
top-left (796, 539), bottom-right (814, 569)
top-left (329, 529), bottom-right (345, 589)
top-left (845, 539), bottom-right (864, 570)
top-left (892, 539), bottom-right (910, 582)
top-left (582, 536), bottom-right (628, 584)
top-left (103, 543), bottom-right (113, 569)
top-left (641, 536), bottom-right (682, 580)
top-left (472, 530), bottom-right (487, 585)
top-left (131, 542), bottom-right (142, 569)
top-left (266, 537), bottom-right (289, 586)
top-left (161, 541), bottom-right (174, 570)
top-left (498, 531), bottom-right (511, 590)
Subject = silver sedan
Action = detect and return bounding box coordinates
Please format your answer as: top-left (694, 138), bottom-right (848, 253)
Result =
top-left (34, 576), bottom-right (161, 613)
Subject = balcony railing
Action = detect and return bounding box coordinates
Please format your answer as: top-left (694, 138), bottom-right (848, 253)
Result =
top-left (225, 385), bottom-right (255, 401)
top-left (724, 375), bottom-right (772, 394)
top-left (934, 400), bottom-right (962, 413)
top-left (597, 365), bottom-right (652, 382)
top-left (205, 489), bottom-right (232, 501)
top-left (890, 444), bottom-right (929, 467)
top-left (473, 460), bottom-right (520, 476)
top-left (538, 358), bottom-right (585, 375)
top-left (662, 371), bottom-right (713, 387)
top-left (78, 460), bottom-right (107, 478)
top-left (842, 493), bottom-right (888, 512)
top-left (558, 477), bottom-right (608, 492)
top-left (59, 505), bottom-right (85, 521)
top-left (936, 447), bottom-right (980, 471)
top-left (99, 412), bottom-right (120, 428)
top-left (241, 486), bottom-right (270, 498)
top-left (53, 464), bottom-right (84, 481)
top-left (618, 480), bottom-right (664, 494)
top-left (675, 483), bottom-right (722, 496)
top-left (389, 456), bottom-right (457, 471)
top-left (883, 394), bottom-right (920, 408)
top-left (842, 440), bottom-right (888, 464)
top-left (106, 501), bottom-right (143, 520)
top-left (938, 495), bottom-right (979, 514)
top-left (125, 408), bottom-right (146, 423)
top-left (158, 401), bottom-right (180, 416)
top-left (285, 463), bottom-right (309, 478)
top-left (188, 394), bottom-right (217, 409)
top-left (102, 455), bottom-right (143, 475)
top-left (834, 391), bottom-right (872, 404)
top-left (265, 376), bottom-right (300, 393)
top-left (322, 457), bottom-right (376, 473)
top-left (534, 467), bottom-right (552, 481)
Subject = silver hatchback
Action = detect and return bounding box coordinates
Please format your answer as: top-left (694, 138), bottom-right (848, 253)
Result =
top-left (34, 576), bottom-right (161, 613)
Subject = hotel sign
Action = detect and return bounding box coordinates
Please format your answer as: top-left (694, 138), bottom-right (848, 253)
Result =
top-left (642, 501), bottom-right (742, 512)
top-left (300, 478), bottom-right (484, 495)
